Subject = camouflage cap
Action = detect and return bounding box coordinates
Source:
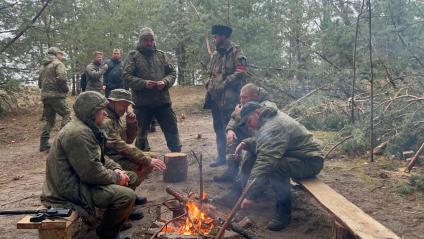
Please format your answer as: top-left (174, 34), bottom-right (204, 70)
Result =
top-left (108, 89), bottom-right (134, 105)
top-left (47, 47), bottom-right (64, 55)
top-left (238, 101), bottom-right (261, 127)
top-left (139, 27), bottom-right (155, 40)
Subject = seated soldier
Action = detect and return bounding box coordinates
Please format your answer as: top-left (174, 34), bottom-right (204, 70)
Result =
top-left (41, 91), bottom-right (137, 239)
top-left (237, 102), bottom-right (324, 231)
top-left (214, 83), bottom-right (276, 183)
top-left (101, 89), bottom-right (166, 205)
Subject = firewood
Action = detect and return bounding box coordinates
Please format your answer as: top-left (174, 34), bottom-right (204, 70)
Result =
top-left (163, 153), bottom-right (187, 182)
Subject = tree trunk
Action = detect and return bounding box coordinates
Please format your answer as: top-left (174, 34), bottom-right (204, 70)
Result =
top-left (175, 42), bottom-right (189, 86)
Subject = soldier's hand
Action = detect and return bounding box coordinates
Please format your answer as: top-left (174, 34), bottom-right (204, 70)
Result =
top-left (151, 158), bottom-right (166, 172)
top-left (235, 142), bottom-right (246, 156)
top-left (226, 130), bottom-right (237, 144)
top-left (241, 198), bottom-right (255, 209)
top-left (156, 81), bottom-right (166, 90)
top-left (126, 111), bottom-right (137, 124)
top-left (234, 104), bottom-right (242, 113)
top-left (115, 170), bottom-right (130, 186)
top-left (146, 80), bottom-right (156, 89)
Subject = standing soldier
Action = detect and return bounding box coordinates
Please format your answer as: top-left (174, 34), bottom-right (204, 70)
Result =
top-left (104, 49), bottom-right (125, 97)
top-left (86, 51), bottom-right (108, 92)
top-left (38, 47), bottom-right (71, 152)
top-left (205, 25), bottom-right (248, 167)
top-left (123, 27), bottom-right (181, 152)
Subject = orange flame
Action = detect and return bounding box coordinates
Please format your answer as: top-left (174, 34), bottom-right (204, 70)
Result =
top-left (162, 201), bottom-right (215, 236)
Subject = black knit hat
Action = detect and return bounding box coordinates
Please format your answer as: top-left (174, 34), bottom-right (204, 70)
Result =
top-left (211, 25), bottom-right (232, 38)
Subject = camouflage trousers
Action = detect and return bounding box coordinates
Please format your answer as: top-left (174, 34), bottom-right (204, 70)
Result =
top-left (240, 153), bottom-right (323, 201)
top-left (211, 104), bottom-right (234, 162)
top-left (114, 157), bottom-right (153, 186)
top-left (134, 104), bottom-right (181, 152)
top-left (41, 98), bottom-right (71, 139)
top-left (90, 171), bottom-right (137, 238)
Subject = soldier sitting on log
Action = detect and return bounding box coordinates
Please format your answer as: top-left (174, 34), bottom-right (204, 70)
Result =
top-left (100, 89), bottom-right (166, 220)
top-left (220, 102), bottom-right (324, 231)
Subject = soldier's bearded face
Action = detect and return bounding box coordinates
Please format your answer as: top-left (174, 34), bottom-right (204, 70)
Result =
top-left (141, 38), bottom-right (155, 49)
top-left (94, 109), bottom-right (108, 126)
top-left (212, 35), bottom-right (226, 46)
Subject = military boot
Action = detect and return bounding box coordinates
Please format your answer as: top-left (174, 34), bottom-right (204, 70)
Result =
top-left (39, 137), bottom-right (50, 152)
top-left (213, 157), bottom-right (239, 182)
top-left (267, 200), bottom-right (292, 231)
top-left (213, 181), bottom-right (242, 208)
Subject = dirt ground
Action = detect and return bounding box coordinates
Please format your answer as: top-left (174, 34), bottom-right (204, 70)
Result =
top-left (0, 86), bottom-right (423, 239)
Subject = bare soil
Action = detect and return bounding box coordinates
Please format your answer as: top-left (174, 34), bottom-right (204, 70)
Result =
top-left (0, 86), bottom-right (423, 239)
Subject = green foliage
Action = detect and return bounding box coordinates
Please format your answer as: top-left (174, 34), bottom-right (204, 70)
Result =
top-left (395, 183), bottom-right (413, 196)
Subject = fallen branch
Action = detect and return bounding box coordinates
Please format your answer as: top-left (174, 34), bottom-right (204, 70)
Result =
top-left (0, 0), bottom-right (52, 54)
top-left (285, 87), bottom-right (324, 113)
top-left (150, 211), bottom-right (188, 239)
top-left (216, 178), bottom-right (256, 239)
top-left (324, 136), bottom-right (354, 159)
top-left (405, 142), bottom-right (424, 173)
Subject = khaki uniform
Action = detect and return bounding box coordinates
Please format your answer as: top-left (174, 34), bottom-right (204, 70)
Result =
top-left (123, 45), bottom-right (181, 152)
top-left (38, 54), bottom-right (71, 141)
top-left (101, 106), bottom-right (153, 185)
top-left (41, 92), bottom-right (137, 239)
top-left (243, 106), bottom-right (324, 202)
top-left (206, 40), bottom-right (248, 163)
top-left (86, 62), bottom-right (108, 92)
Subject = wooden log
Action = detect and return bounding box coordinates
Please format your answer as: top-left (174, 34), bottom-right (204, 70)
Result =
top-left (163, 153), bottom-right (187, 182)
top-left (405, 142), bottom-right (424, 173)
top-left (331, 220), bottom-right (355, 239)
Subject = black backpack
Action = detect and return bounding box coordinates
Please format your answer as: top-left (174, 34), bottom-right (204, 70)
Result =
top-left (80, 72), bottom-right (87, 92)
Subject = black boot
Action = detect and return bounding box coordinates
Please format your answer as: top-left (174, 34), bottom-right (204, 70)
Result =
top-left (135, 195), bottom-right (147, 205)
top-left (209, 157), bottom-right (226, 167)
top-left (213, 181), bottom-right (242, 208)
top-left (213, 158), bottom-right (239, 182)
top-left (267, 200), bottom-right (292, 231)
top-left (39, 137), bottom-right (50, 152)
top-left (128, 208), bottom-right (144, 221)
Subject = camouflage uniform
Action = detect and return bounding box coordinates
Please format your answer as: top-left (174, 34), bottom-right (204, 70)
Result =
top-left (101, 90), bottom-right (154, 186)
top-left (41, 91), bottom-right (137, 239)
top-left (86, 61), bottom-right (108, 92)
top-left (206, 27), bottom-right (248, 165)
top-left (38, 47), bottom-right (71, 151)
top-left (240, 102), bottom-right (324, 231)
top-left (123, 27), bottom-right (181, 152)
top-left (222, 88), bottom-right (275, 183)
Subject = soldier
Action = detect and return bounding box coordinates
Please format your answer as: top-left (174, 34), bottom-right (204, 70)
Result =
top-left (235, 102), bottom-right (324, 231)
top-left (101, 89), bottom-right (167, 203)
top-left (86, 51), bottom-right (108, 92)
top-left (104, 49), bottom-right (125, 97)
top-left (213, 83), bottom-right (275, 184)
top-left (205, 25), bottom-right (248, 168)
top-left (123, 27), bottom-right (181, 152)
top-left (41, 91), bottom-right (138, 239)
top-left (38, 47), bottom-right (71, 152)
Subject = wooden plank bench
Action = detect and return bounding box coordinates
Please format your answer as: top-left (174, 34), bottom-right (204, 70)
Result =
top-left (17, 208), bottom-right (79, 239)
top-left (298, 177), bottom-right (400, 239)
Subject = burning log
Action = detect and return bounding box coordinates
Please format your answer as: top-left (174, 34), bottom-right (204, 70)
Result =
top-left (163, 153), bottom-right (188, 182)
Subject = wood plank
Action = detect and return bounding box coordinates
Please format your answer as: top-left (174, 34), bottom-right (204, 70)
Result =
top-left (17, 211), bottom-right (78, 230)
top-left (299, 178), bottom-right (400, 239)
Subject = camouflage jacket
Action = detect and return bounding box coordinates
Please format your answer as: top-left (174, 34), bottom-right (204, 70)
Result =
top-left (123, 47), bottom-right (176, 107)
top-left (38, 55), bottom-right (69, 100)
top-left (85, 62), bottom-right (107, 91)
top-left (41, 119), bottom-right (122, 223)
top-left (206, 40), bottom-right (248, 110)
top-left (101, 106), bottom-right (151, 166)
top-left (226, 88), bottom-right (273, 141)
top-left (245, 106), bottom-right (323, 200)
